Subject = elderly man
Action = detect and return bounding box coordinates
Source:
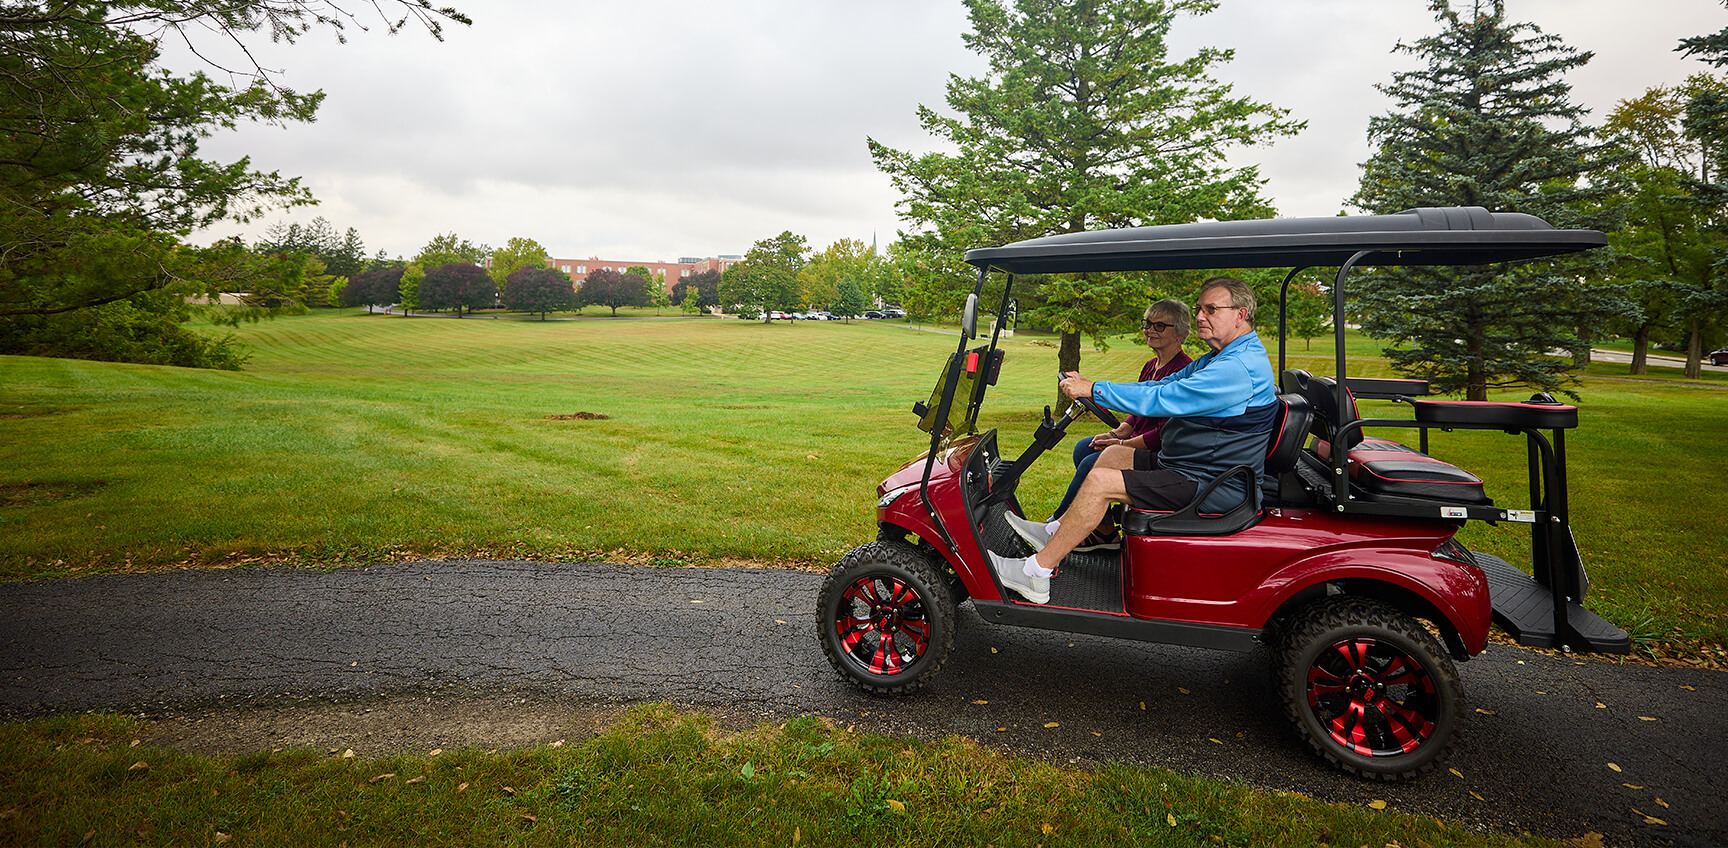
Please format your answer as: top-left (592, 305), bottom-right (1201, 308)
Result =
top-left (991, 276), bottom-right (1279, 605)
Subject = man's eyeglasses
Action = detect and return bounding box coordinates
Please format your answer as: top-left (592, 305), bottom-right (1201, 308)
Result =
top-left (1142, 321), bottom-right (1175, 332)
top-left (1194, 303), bottom-right (1242, 316)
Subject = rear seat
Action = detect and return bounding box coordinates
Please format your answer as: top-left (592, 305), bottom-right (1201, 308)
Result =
top-left (1281, 369), bottom-right (1492, 507)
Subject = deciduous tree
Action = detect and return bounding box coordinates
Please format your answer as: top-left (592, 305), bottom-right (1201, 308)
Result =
top-left (577, 269), bottom-right (649, 316)
top-left (720, 232), bottom-right (809, 321)
top-left (489, 238), bottom-right (550, 291)
top-left (418, 263), bottom-right (494, 316)
top-left (504, 267), bottom-right (575, 319)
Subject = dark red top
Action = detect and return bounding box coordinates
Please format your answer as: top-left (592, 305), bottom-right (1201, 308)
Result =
top-left (1124, 350), bottom-right (1194, 452)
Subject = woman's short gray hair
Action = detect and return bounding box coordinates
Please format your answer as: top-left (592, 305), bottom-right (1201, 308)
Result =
top-left (1143, 298), bottom-right (1191, 339)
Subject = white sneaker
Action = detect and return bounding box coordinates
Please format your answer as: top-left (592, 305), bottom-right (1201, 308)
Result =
top-left (1004, 512), bottom-right (1054, 551)
top-left (989, 551), bottom-right (1050, 604)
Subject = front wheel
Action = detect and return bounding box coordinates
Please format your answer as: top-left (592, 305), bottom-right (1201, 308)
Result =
top-left (1276, 597), bottom-right (1462, 781)
top-left (817, 540), bottom-right (956, 695)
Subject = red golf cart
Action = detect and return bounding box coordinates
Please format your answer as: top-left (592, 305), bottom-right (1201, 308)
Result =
top-left (816, 207), bottom-right (1629, 781)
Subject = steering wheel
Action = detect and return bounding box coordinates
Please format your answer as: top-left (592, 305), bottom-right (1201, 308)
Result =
top-left (1059, 371), bottom-right (1120, 429)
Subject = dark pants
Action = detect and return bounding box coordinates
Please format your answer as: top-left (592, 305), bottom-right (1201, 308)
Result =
top-left (1051, 435), bottom-right (1101, 519)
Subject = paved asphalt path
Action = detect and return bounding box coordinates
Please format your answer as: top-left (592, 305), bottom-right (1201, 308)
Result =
top-left (2, 560), bottom-right (1722, 847)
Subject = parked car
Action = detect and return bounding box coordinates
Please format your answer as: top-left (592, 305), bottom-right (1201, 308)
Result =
top-left (769, 311), bottom-right (791, 321)
top-left (1709, 348), bottom-right (1728, 366)
top-left (882, 308), bottom-right (905, 319)
top-left (863, 310), bottom-right (884, 319)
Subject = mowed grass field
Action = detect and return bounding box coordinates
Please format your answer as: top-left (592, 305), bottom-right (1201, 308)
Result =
top-left (1, 309), bottom-right (1724, 651)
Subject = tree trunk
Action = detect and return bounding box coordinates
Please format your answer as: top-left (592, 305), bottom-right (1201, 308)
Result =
top-left (1057, 330), bottom-right (1082, 409)
top-left (1467, 333), bottom-right (1487, 401)
top-left (1573, 325), bottom-right (1592, 367)
top-left (1631, 324), bottom-right (1650, 375)
top-left (1686, 315), bottom-right (1703, 379)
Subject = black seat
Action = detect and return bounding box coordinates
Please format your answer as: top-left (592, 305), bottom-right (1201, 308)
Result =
top-left (1281, 368), bottom-right (1363, 450)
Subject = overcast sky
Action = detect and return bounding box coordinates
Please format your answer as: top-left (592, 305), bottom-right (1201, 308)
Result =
top-left (181, 0), bottom-right (1724, 263)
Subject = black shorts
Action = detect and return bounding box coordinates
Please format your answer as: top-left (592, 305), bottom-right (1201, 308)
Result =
top-left (1121, 449), bottom-right (1198, 511)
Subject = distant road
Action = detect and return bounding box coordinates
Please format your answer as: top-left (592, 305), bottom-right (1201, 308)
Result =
top-left (1589, 348), bottom-right (1726, 373)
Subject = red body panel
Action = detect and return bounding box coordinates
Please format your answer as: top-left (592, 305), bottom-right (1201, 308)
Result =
top-left (877, 435), bottom-right (1492, 655)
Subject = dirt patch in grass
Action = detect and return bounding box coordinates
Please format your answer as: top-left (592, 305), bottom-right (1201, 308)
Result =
top-left (0, 480), bottom-right (105, 508)
top-left (543, 412), bottom-right (609, 420)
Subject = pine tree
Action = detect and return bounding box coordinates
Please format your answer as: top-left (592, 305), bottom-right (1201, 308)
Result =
top-left (869, 0), bottom-right (1301, 376)
top-left (1349, 0), bottom-right (1631, 400)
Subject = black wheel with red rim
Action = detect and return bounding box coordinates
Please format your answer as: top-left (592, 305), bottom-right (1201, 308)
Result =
top-left (817, 540), bottom-right (956, 695)
top-left (1277, 597), bottom-right (1462, 781)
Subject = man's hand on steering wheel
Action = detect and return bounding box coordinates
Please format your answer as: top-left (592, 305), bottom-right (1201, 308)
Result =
top-left (1058, 370), bottom-right (1120, 429)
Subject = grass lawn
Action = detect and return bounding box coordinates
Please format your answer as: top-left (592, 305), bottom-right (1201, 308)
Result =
top-left (1, 309), bottom-right (1724, 655)
top-left (0, 707), bottom-right (1560, 848)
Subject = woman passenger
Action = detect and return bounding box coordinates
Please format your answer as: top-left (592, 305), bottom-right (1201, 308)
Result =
top-left (1045, 298), bottom-right (1193, 541)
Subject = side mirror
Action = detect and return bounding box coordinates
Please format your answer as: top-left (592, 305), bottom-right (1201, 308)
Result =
top-left (961, 293), bottom-right (978, 339)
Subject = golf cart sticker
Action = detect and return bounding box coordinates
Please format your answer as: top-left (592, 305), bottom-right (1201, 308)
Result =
top-left (1506, 510), bottom-right (1537, 523)
top-left (1441, 506), bottom-right (1468, 518)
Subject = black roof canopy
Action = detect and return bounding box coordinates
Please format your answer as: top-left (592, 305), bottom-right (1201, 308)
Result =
top-left (962, 207), bottom-right (1605, 275)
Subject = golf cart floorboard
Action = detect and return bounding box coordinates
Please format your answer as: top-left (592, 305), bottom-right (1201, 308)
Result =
top-left (975, 501), bottom-right (1124, 614)
top-left (1474, 551), bottom-right (1630, 654)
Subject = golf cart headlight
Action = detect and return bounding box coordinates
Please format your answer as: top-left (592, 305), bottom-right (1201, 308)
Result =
top-left (877, 485), bottom-right (917, 509)
top-left (1432, 538), bottom-right (1477, 568)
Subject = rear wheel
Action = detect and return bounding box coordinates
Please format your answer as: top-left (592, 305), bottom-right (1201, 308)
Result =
top-left (1277, 597), bottom-right (1462, 781)
top-left (817, 541), bottom-right (956, 695)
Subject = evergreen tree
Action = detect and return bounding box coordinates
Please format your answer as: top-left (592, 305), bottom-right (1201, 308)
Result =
top-left (1349, 0), bottom-right (1632, 400)
top-left (869, 0), bottom-right (1301, 376)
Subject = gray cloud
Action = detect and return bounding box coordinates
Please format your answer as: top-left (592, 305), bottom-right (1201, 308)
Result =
top-left (181, 0), bottom-right (1724, 260)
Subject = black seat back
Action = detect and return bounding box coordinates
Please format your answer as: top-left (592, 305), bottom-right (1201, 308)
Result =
top-left (1281, 368), bottom-right (1360, 450)
top-left (1264, 393), bottom-right (1312, 475)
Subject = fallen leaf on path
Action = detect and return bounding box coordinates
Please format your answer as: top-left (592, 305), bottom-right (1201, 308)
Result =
top-left (1632, 809), bottom-right (1667, 826)
top-left (1595, 702), bottom-right (1607, 709)
top-left (1681, 685), bottom-right (1695, 691)
top-left (1178, 688), bottom-right (1190, 695)
top-left (1449, 768), bottom-right (1464, 779)
top-left (456, 783), bottom-right (469, 793)
top-left (128, 761), bottom-right (148, 772)
top-left (972, 700), bottom-right (988, 704)
top-left (1470, 791), bottom-right (1485, 801)
top-left (405, 777), bottom-right (425, 785)
top-left (1607, 763), bottom-right (1622, 773)
top-left (1654, 798), bottom-right (1669, 809)
top-left (1209, 738), bottom-right (1223, 745)
top-left (886, 799), bottom-right (905, 814)
top-left (1475, 708), bottom-right (1497, 715)
top-left (1622, 783), bottom-right (1644, 789)
top-left (428, 749), bottom-right (442, 757)
top-left (1167, 813), bottom-right (1177, 827)
top-left (1369, 800), bottom-right (1387, 810)
top-left (1638, 716), bottom-right (1657, 721)
top-left (342, 749), bottom-right (354, 759)
top-left (368, 773), bottom-right (395, 784)
top-left (1044, 722), bottom-right (1059, 728)
top-left (1561, 832), bottom-right (1605, 848)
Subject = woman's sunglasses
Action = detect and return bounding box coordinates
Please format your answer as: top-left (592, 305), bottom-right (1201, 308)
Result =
top-left (1142, 321), bottom-right (1175, 332)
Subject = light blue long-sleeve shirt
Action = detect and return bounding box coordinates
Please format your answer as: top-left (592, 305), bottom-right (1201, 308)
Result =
top-left (1092, 331), bottom-right (1277, 419)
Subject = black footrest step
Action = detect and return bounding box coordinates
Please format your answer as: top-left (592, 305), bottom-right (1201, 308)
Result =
top-left (1475, 551), bottom-right (1629, 654)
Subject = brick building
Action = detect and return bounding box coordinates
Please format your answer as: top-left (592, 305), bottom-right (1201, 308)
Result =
top-left (547, 255), bottom-right (743, 293)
